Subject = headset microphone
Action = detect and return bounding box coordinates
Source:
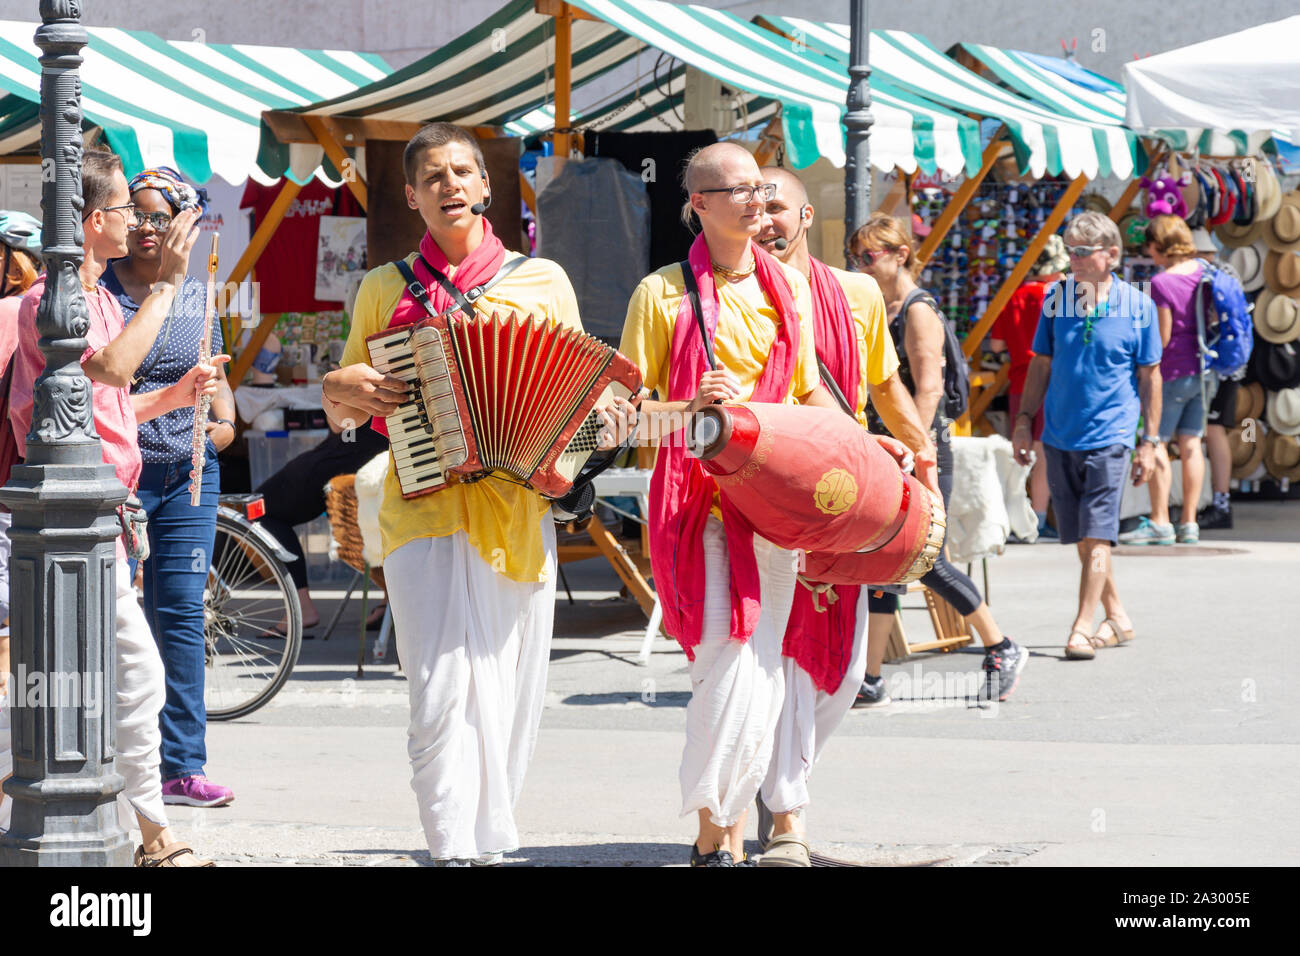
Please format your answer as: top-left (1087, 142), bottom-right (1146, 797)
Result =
top-left (772, 236), bottom-right (789, 251)
top-left (470, 200), bottom-right (488, 215)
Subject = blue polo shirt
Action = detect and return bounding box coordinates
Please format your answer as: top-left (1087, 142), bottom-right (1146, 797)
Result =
top-left (1031, 274), bottom-right (1162, 451)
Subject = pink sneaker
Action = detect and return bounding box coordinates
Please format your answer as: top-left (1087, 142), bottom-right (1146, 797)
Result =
top-left (161, 775), bottom-right (234, 808)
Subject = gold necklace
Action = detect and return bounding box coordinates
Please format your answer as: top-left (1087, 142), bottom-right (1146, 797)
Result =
top-left (711, 255), bottom-right (756, 280)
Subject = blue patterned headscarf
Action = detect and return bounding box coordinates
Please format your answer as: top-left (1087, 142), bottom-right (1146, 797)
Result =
top-left (128, 165), bottom-right (209, 216)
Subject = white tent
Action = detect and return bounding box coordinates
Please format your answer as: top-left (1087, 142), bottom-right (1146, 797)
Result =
top-left (1124, 16), bottom-right (1300, 151)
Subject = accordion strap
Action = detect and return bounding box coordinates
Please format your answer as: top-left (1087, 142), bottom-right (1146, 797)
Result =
top-left (394, 255), bottom-right (528, 318)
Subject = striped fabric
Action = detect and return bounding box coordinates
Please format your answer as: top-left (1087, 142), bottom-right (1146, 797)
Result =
top-left (0, 19), bottom-right (390, 184)
top-left (758, 16), bottom-right (1141, 180)
top-left (266, 0), bottom-right (983, 176)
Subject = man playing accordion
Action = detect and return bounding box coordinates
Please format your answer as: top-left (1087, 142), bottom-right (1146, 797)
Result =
top-left (322, 123), bottom-right (634, 865)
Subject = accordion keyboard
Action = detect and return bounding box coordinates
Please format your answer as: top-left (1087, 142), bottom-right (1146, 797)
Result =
top-left (367, 327), bottom-right (448, 497)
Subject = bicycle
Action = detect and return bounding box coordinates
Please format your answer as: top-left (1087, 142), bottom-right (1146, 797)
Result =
top-left (204, 493), bottom-right (302, 720)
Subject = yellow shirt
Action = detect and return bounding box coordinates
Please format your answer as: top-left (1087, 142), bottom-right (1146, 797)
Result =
top-left (340, 251), bottom-right (582, 582)
top-left (619, 260), bottom-right (821, 402)
top-left (826, 265), bottom-right (900, 424)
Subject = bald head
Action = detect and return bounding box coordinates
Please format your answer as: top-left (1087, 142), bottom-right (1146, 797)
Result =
top-left (683, 142), bottom-right (758, 195)
top-left (761, 166), bottom-right (808, 207)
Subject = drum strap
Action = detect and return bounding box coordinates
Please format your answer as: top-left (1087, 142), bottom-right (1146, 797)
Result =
top-left (395, 255), bottom-right (528, 318)
top-left (855, 479), bottom-right (911, 554)
top-left (679, 260), bottom-right (719, 372)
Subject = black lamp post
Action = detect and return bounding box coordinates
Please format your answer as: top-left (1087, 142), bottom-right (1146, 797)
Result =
top-left (844, 0), bottom-right (874, 249)
top-left (0, 0), bottom-right (130, 866)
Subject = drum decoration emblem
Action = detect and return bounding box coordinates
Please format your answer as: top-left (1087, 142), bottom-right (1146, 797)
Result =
top-left (814, 468), bottom-right (858, 516)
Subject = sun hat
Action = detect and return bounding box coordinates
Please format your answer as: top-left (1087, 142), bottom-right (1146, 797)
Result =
top-left (1266, 386), bottom-right (1300, 436)
top-left (1237, 381), bottom-right (1267, 423)
top-left (1253, 158), bottom-right (1283, 221)
top-left (1263, 249), bottom-right (1300, 296)
top-left (1217, 214), bottom-right (1270, 248)
top-left (1251, 336), bottom-right (1300, 390)
top-left (1252, 290), bottom-right (1300, 344)
top-left (1033, 234), bottom-right (1069, 275)
top-left (1265, 190), bottom-right (1300, 252)
top-left (1263, 429), bottom-right (1300, 480)
top-left (1228, 421), bottom-right (1268, 479)
top-left (1227, 241), bottom-right (1267, 292)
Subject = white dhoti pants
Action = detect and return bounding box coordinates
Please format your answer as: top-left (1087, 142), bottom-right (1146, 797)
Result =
top-left (679, 518), bottom-right (797, 828)
top-left (761, 595), bottom-right (870, 814)
top-left (1, 555), bottom-right (168, 833)
top-left (386, 518), bottom-right (557, 861)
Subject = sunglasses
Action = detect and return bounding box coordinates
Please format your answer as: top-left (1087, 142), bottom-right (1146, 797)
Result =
top-left (135, 211), bottom-right (174, 232)
top-left (1066, 244), bottom-right (1103, 258)
top-left (847, 247), bottom-right (891, 270)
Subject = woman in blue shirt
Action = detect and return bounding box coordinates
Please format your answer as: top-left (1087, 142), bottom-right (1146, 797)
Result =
top-left (103, 167), bottom-right (237, 809)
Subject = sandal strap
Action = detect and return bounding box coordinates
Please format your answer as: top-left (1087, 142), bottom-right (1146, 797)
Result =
top-left (136, 842), bottom-right (210, 867)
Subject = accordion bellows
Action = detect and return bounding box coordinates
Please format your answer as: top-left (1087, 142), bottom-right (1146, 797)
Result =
top-left (368, 311), bottom-right (642, 499)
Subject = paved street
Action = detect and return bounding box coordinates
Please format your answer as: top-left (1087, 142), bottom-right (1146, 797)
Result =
top-left (171, 500), bottom-right (1299, 866)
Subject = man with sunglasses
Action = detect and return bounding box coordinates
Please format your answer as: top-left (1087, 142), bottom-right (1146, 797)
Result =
top-left (5, 146), bottom-right (221, 864)
top-left (1012, 212), bottom-right (1163, 661)
top-left (619, 142), bottom-right (840, 866)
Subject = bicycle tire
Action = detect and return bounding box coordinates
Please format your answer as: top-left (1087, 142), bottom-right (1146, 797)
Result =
top-left (205, 513), bottom-right (302, 720)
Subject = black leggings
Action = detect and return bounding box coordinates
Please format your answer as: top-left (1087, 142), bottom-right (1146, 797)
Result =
top-left (255, 427), bottom-right (390, 590)
top-left (867, 432), bottom-right (983, 616)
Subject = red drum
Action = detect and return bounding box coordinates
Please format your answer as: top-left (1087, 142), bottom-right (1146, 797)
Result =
top-left (687, 402), bottom-right (946, 585)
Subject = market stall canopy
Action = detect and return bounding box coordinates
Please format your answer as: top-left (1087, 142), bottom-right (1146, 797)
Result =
top-left (1123, 16), bottom-right (1300, 156)
top-left (756, 16), bottom-right (1141, 180)
top-left (257, 0), bottom-right (984, 177)
top-left (0, 19), bottom-right (390, 184)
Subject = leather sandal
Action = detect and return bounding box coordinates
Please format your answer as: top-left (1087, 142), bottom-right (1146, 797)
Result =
top-left (134, 842), bottom-right (215, 867)
top-left (1064, 628), bottom-right (1096, 660)
top-left (1093, 617), bottom-right (1135, 646)
top-left (757, 832), bottom-right (811, 867)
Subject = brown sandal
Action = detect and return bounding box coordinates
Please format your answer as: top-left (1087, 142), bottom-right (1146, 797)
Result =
top-left (134, 841), bottom-right (215, 867)
top-left (1064, 628), bottom-right (1096, 660)
top-left (1091, 618), bottom-right (1135, 648)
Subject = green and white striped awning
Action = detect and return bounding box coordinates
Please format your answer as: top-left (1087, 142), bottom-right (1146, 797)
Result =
top-left (0, 19), bottom-right (390, 184)
top-left (263, 0), bottom-right (984, 177)
top-left (758, 16), bottom-right (1141, 180)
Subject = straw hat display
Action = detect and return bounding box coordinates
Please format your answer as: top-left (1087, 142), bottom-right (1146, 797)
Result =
top-left (1216, 215), bottom-right (1270, 248)
top-left (1228, 241), bottom-right (1267, 292)
top-left (1265, 190), bottom-right (1300, 253)
top-left (1237, 381), bottom-right (1267, 423)
top-left (1264, 249), bottom-right (1300, 297)
top-left (1228, 421), bottom-right (1268, 479)
top-left (1253, 290), bottom-right (1300, 344)
top-left (1263, 430), bottom-right (1300, 481)
top-left (1266, 385), bottom-right (1300, 436)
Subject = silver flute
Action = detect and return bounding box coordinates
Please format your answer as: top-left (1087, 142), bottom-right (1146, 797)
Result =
top-left (189, 233), bottom-right (219, 506)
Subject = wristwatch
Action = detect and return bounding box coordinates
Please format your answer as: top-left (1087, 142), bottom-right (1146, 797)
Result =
top-left (1139, 434), bottom-right (1160, 447)
top-left (212, 418), bottom-right (236, 431)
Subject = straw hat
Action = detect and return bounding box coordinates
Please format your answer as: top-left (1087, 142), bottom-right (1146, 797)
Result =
top-left (1228, 421), bottom-right (1268, 478)
top-left (1217, 215), bottom-right (1270, 248)
top-left (1263, 430), bottom-right (1300, 480)
top-left (1265, 190), bottom-right (1300, 252)
top-left (1252, 290), bottom-right (1300, 344)
top-left (1266, 386), bottom-right (1300, 436)
top-left (1264, 249), bottom-right (1300, 296)
top-left (1238, 381), bottom-right (1267, 423)
top-left (1253, 158), bottom-right (1283, 221)
top-left (1227, 241), bottom-right (1267, 292)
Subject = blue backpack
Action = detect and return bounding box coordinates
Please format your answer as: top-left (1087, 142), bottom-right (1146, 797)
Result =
top-left (1194, 263), bottom-right (1253, 376)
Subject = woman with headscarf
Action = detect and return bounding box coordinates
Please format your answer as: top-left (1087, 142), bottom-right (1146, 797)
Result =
top-left (101, 167), bottom-right (237, 809)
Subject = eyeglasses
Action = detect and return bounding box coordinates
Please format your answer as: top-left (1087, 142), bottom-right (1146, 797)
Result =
top-left (847, 247), bottom-right (892, 271)
top-left (1066, 244), bottom-right (1103, 258)
top-left (88, 202), bottom-right (141, 231)
top-left (135, 211), bottom-right (173, 232)
top-left (697, 183), bottom-right (778, 204)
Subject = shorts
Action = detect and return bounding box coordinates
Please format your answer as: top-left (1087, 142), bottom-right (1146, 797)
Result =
top-left (1206, 377), bottom-right (1239, 428)
top-left (1008, 391), bottom-right (1044, 442)
top-left (1158, 373), bottom-right (1217, 440)
top-left (1044, 443), bottom-right (1130, 545)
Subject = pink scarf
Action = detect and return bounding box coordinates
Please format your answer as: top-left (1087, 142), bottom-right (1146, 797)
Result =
top-left (781, 257), bottom-right (862, 693)
top-left (648, 234), bottom-right (800, 658)
top-left (372, 221), bottom-right (507, 438)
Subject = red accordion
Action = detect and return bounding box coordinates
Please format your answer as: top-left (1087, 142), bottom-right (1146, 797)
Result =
top-left (368, 311), bottom-right (642, 499)
top-left (687, 402), bottom-right (946, 585)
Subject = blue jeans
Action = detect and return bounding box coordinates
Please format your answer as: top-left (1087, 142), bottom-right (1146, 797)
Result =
top-left (133, 444), bottom-right (219, 781)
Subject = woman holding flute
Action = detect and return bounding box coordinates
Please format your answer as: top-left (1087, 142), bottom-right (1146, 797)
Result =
top-left (103, 167), bottom-right (238, 809)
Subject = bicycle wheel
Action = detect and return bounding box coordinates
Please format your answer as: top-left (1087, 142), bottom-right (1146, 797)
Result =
top-left (205, 513), bottom-right (302, 720)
